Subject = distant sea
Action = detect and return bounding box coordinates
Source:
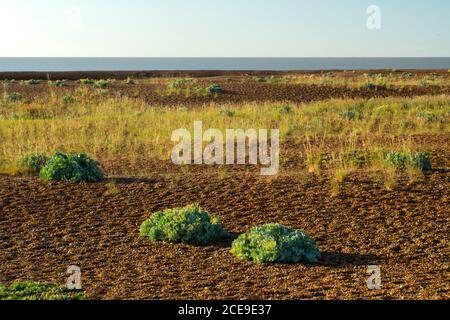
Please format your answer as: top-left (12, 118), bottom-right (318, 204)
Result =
top-left (0, 58), bottom-right (449, 72)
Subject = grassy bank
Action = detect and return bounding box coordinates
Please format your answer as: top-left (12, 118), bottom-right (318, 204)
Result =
top-left (0, 91), bottom-right (448, 182)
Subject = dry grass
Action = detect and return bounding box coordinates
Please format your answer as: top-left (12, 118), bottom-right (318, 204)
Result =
top-left (0, 90), bottom-right (448, 182)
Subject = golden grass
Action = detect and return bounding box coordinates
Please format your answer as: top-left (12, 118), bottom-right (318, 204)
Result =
top-left (248, 73), bottom-right (450, 88)
top-left (0, 91), bottom-right (448, 181)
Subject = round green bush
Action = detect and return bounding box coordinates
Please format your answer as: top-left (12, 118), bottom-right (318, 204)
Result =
top-left (39, 152), bottom-right (104, 182)
top-left (385, 151), bottom-right (432, 171)
top-left (140, 205), bottom-right (228, 245)
top-left (231, 224), bottom-right (321, 264)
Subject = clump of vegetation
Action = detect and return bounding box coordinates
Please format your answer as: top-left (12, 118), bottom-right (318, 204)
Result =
top-left (97, 89), bottom-right (110, 96)
top-left (230, 224), bottom-right (320, 264)
top-left (0, 281), bottom-right (84, 300)
top-left (94, 79), bottom-right (114, 88)
top-left (2, 79), bottom-right (15, 85)
top-left (251, 75), bottom-right (296, 84)
top-left (21, 108), bottom-right (52, 120)
top-left (361, 82), bottom-right (378, 90)
top-left (339, 110), bottom-right (360, 120)
top-left (385, 151), bottom-right (432, 171)
top-left (21, 79), bottom-right (42, 85)
top-left (342, 149), bottom-right (369, 168)
top-left (140, 204), bottom-right (228, 245)
top-left (274, 105), bottom-right (293, 114)
top-left (219, 108), bottom-right (235, 117)
top-left (77, 79), bottom-right (95, 85)
top-left (40, 152), bottom-right (104, 182)
top-left (123, 77), bottom-right (136, 85)
top-left (50, 80), bottom-right (68, 87)
top-left (62, 95), bottom-right (75, 104)
top-left (206, 84), bottom-right (224, 94)
top-left (417, 111), bottom-right (438, 122)
top-left (4, 92), bottom-right (22, 102)
top-left (19, 153), bottom-right (49, 174)
top-left (167, 78), bottom-right (194, 90)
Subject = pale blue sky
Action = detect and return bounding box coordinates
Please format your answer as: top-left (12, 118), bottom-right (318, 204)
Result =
top-left (0, 0), bottom-right (449, 57)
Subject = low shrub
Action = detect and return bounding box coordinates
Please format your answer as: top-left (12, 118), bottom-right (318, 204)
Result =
top-left (417, 112), bottom-right (438, 122)
top-left (40, 152), bottom-right (104, 182)
top-left (219, 108), bottom-right (235, 117)
top-left (94, 79), bottom-right (113, 88)
top-left (140, 204), bottom-right (228, 245)
top-left (23, 108), bottom-right (52, 120)
top-left (385, 151), bottom-right (432, 171)
top-left (62, 95), bottom-right (75, 104)
top-left (342, 149), bottom-right (369, 168)
top-left (5, 92), bottom-right (22, 102)
top-left (274, 105), bottom-right (293, 114)
top-left (167, 78), bottom-right (194, 90)
top-left (50, 80), bottom-right (68, 87)
top-left (361, 82), bottom-right (377, 90)
top-left (231, 224), bottom-right (321, 264)
top-left (2, 79), bottom-right (15, 85)
top-left (19, 153), bottom-right (49, 173)
top-left (339, 110), bottom-right (359, 120)
top-left (21, 79), bottom-right (42, 85)
top-left (0, 281), bottom-right (84, 300)
top-left (206, 84), bottom-right (224, 94)
top-left (78, 79), bottom-right (95, 85)
top-left (123, 77), bottom-right (135, 85)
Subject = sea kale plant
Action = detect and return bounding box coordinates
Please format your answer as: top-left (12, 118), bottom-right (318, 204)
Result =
top-left (0, 281), bottom-right (84, 300)
top-left (19, 153), bottom-right (49, 173)
top-left (140, 204), bottom-right (228, 245)
top-left (40, 152), bottom-right (104, 182)
top-left (385, 151), bottom-right (432, 171)
top-left (231, 224), bottom-right (321, 264)
top-left (5, 92), bottom-right (22, 102)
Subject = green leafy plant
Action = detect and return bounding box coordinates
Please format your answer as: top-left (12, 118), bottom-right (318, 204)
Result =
top-left (417, 111), bottom-right (438, 122)
top-left (123, 77), bottom-right (136, 85)
top-left (97, 89), bottom-right (110, 96)
top-left (2, 79), bottom-right (15, 85)
top-left (19, 153), bottom-right (49, 173)
top-left (342, 149), bottom-right (369, 168)
top-left (385, 151), bottom-right (432, 171)
top-left (219, 108), bottom-right (235, 117)
top-left (21, 79), bottom-right (42, 85)
top-left (78, 79), bottom-right (95, 85)
top-left (274, 105), bottom-right (293, 114)
top-left (4, 92), bottom-right (22, 102)
top-left (23, 108), bottom-right (52, 120)
top-left (230, 224), bottom-right (320, 264)
top-left (40, 151), bottom-right (104, 182)
top-left (0, 281), bottom-right (84, 300)
top-left (94, 79), bottom-right (113, 88)
top-left (339, 110), bottom-right (359, 120)
top-left (140, 204), bottom-right (228, 245)
top-left (362, 82), bottom-right (376, 90)
top-left (206, 84), bottom-right (224, 94)
top-left (50, 80), bottom-right (68, 87)
top-left (167, 78), bottom-right (194, 90)
top-left (62, 95), bottom-right (75, 104)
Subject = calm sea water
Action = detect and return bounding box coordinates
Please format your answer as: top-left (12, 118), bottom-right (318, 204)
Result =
top-left (0, 58), bottom-right (449, 72)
